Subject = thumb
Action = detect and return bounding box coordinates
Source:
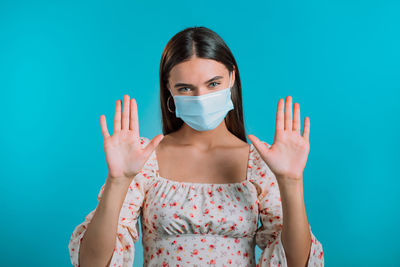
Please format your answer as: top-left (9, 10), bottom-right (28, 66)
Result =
top-left (247, 134), bottom-right (270, 156)
top-left (143, 134), bottom-right (164, 159)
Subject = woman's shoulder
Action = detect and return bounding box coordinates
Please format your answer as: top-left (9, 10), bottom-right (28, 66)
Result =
top-left (130, 136), bottom-right (158, 190)
top-left (248, 141), bottom-right (277, 199)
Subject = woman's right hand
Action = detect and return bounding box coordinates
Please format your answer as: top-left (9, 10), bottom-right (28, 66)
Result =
top-left (100, 94), bottom-right (164, 184)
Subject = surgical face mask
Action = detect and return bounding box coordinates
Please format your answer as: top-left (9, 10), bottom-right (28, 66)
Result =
top-left (169, 72), bottom-right (234, 131)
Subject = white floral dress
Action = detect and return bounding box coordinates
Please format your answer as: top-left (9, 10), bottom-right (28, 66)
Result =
top-left (68, 137), bottom-right (324, 267)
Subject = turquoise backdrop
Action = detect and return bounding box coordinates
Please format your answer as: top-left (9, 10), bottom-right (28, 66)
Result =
top-left (1, 0), bottom-right (399, 266)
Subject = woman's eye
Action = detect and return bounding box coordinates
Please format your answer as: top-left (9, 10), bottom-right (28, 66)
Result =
top-left (209, 82), bottom-right (220, 87)
top-left (178, 87), bottom-right (191, 92)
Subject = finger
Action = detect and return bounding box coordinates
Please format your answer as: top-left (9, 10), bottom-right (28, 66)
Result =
top-left (276, 98), bottom-right (285, 131)
top-left (121, 95), bottom-right (130, 130)
top-left (100, 115), bottom-right (110, 139)
top-left (114, 99), bottom-right (122, 133)
top-left (143, 134), bottom-right (164, 159)
top-left (130, 98), bottom-right (139, 137)
top-left (284, 95), bottom-right (292, 130)
top-left (303, 116), bottom-right (310, 142)
top-left (293, 102), bottom-right (301, 134)
top-left (247, 134), bottom-right (269, 154)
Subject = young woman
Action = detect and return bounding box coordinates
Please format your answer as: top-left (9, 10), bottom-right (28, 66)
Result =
top-left (69, 26), bottom-right (324, 267)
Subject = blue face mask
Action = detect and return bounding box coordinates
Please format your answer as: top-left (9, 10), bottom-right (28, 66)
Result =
top-left (170, 72), bottom-right (234, 131)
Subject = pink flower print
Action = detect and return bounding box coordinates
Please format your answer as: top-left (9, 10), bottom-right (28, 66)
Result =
top-left (217, 205), bottom-right (223, 211)
top-left (221, 217), bottom-right (226, 223)
top-left (161, 193), bottom-right (166, 198)
top-left (210, 259), bottom-right (216, 264)
top-left (217, 187), bottom-right (223, 192)
top-left (173, 213), bottom-right (179, 219)
top-left (239, 216), bottom-right (243, 222)
top-left (192, 249), bottom-right (199, 255)
top-left (204, 209), bottom-right (210, 214)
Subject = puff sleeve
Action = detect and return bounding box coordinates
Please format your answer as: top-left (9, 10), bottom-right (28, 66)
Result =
top-left (250, 143), bottom-right (324, 267)
top-left (68, 136), bottom-right (153, 267)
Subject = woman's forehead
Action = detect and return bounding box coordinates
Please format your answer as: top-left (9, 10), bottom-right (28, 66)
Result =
top-left (169, 58), bottom-right (228, 84)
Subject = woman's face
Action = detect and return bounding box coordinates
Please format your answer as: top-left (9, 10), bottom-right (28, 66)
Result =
top-left (167, 56), bottom-right (235, 96)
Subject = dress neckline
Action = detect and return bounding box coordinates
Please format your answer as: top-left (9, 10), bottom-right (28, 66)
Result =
top-left (152, 143), bottom-right (254, 186)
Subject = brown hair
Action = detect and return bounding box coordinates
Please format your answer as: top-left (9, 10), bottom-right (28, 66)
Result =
top-left (159, 26), bottom-right (247, 143)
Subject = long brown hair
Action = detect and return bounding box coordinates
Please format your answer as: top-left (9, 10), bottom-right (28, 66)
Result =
top-left (159, 26), bottom-right (247, 143)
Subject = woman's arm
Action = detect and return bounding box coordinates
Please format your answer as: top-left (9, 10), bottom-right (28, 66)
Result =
top-left (78, 175), bottom-right (132, 267)
top-left (278, 177), bottom-right (312, 267)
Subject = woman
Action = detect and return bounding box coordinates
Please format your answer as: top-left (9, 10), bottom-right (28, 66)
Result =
top-left (68, 26), bottom-right (324, 267)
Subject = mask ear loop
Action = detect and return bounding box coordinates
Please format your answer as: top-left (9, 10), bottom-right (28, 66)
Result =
top-left (228, 71), bottom-right (235, 111)
top-left (228, 71), bottom-right (232, 89)
top-left (167, 88), bottom-right (175, 113)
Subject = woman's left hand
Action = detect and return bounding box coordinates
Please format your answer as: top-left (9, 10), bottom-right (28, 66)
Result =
top-left (248, 96), bottom-right (310, 185)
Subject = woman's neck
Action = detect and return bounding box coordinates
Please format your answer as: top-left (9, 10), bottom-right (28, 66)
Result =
top-left (170, 121), bottom-right (237, 150)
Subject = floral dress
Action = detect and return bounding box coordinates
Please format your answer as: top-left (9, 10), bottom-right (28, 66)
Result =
top-left (68, 137), bottom-right (324, 267)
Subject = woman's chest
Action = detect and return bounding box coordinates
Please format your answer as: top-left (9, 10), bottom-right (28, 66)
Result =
top-left (155, 143), bottom-right (251, 184)
top-left (141, 180), bottom-right (260, 238)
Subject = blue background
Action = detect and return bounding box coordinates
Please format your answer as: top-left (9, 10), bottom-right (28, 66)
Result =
top-left (1, 0), bottom-right (399, 266)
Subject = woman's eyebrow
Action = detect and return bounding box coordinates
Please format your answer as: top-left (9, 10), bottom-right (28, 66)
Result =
top-left (174, 76), bottom-right (223, 88)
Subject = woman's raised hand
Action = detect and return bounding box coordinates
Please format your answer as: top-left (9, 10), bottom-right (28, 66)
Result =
top-left (100, 94), bottom-right (164, 184)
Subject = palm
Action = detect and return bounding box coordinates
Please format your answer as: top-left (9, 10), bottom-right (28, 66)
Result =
top-left (248, 96), bottom-right (310, 181)
top-left (100, 95), bottom-right (164, 182)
